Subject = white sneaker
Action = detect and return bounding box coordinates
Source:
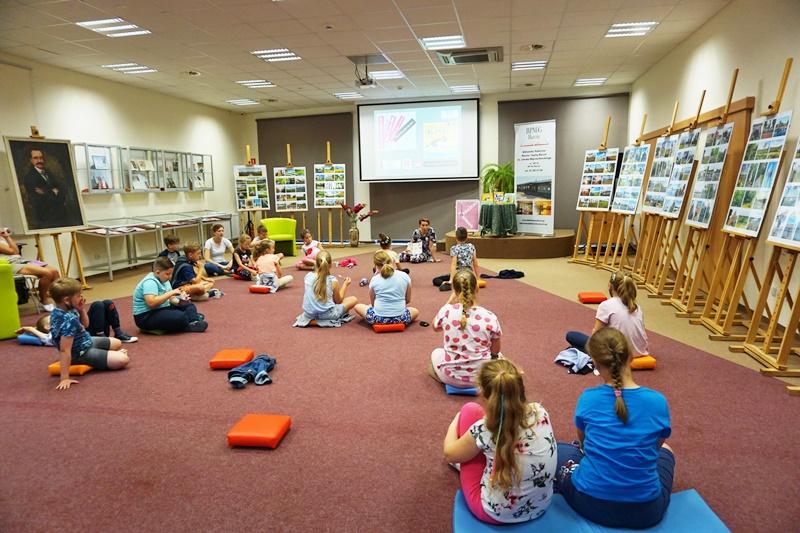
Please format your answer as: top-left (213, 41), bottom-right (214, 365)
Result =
top-left (448, 462), bottom-right (461, 472)
top-left (43, 303), bottom-right (55, 312)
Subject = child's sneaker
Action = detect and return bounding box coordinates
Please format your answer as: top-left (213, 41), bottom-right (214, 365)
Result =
top-left (184, 320), bottom-right (208, 333)
top-left (116, 331), bottom-right (138, 343)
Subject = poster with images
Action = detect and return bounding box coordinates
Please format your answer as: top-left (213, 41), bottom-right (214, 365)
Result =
top-left (610, 144), bottom-right (651, 215)
top-left (274, 166), bottom-right (308, 212)
top-left (234, 165), bottom-right (269, 212)
top-left (661, 128), bottom-right (701, 218)
top-left (723, 110), bottom-right (793, 237)
top-left (685, 123), bottom-right (734, 229)
top-left (313, 163), bottom-right (346, 209)
top-left (576, 148), bottom-right (619, 212)
top-left (767, 138), bottom-right (800, 249)
top-left (641, 134), bottom-right (679, 213)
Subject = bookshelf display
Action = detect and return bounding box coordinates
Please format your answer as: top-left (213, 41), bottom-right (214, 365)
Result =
top-left (73, 143), bottom-right (125, 194)
top-left (184, 153), bottom-right (213, 191)
top-left (158, 150), bottom-right (188, 191)
top-left (127, 147), bottom-right (160, 192)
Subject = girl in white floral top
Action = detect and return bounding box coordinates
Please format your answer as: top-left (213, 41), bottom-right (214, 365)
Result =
top-left (444, 359), bottom-right (557, 524)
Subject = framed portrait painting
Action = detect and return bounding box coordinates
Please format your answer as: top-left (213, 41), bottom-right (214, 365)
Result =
top-left (4, 137), bottom-right (87, 234)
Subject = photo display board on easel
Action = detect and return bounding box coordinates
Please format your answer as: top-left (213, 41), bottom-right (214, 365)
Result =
top-left (313, 163), bottom-right (346, 208)
top-left (661, 128), bottom-right (701, 217)
top-left (641, 134), bottom-right (679, 213)
top-left (610, 144), bottom-right (651, 214)
top-left (576, 148), bottom-right (618, 211)
top-left (723, 110), bottom-right (793, 237)
top-left (767, 137), bottom-right (800, 247)
top-left (684, 122), bottom-right (735, 228)
top-left (234, 165), bottom-right (269, 211)
top-left (274, 166), bottom-right (308, 213)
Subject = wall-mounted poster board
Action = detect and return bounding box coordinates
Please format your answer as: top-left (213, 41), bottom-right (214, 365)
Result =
top-left (576, 148), bottom-right (618, 211)
top-left (767, 137), bottom-right (800, 249)
top-left (313, 163), bottom-right (346, 208)
top-left (684, 123), bottom-right (734, 228)
top-left (661, 128), bottom-right (701, 218)
top-left (641, 134), bottom-right (679, 213)
top-left (610, 144), bottom-right (651, 215)
top-left (274, 166), bottom-right (308, 213)
top-left (455, 199), bottom-right (480, 231)
top-left (234, 165), bottom-right (269, 211)
top-left (722, 110), bottom-right (793, 237)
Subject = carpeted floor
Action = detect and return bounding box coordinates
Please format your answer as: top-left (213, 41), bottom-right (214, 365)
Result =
top-left (2, 253), bottom-right (799, 532)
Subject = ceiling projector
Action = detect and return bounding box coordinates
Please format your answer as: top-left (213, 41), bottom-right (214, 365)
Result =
top-left (355, 77), bottom-right (377, 89)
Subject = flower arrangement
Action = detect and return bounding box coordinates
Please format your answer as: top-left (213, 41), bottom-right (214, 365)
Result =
top-left (341, 202), bottom-right (378, 222)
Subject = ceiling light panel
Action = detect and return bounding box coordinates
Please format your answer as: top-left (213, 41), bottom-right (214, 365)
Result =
top-left (334, 92), bottom-right (364, 99)
top-left (419, 35), bottom-right (465, 50)
top-left (511, 61), bottom-right (548, 71)
top-left (251, 48), bottom-right (302, 62)
top-left (227, 99), bottom-right (260, 105)
top-left (237, 80), bottom-right (276, 88)
top-left (102, 63), bottom-right (157, 74)
top-left (449, 85), bottom-right (480, 93)
top-left (605, 21), bottom-right (659, 38)
top-left (370, 70), bottom-right (404, 80)
top-left (574, 78), bottom-right (607, 86)
top-left (76, 18), bottom-right (151, 38)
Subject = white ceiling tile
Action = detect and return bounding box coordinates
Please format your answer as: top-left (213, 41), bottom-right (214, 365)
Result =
top-left (561, 9), bottom-right (618, 27)
top-left (621, 0), bottom-right (680, 7)
top-left (332, 0), bottom-right (398, 15)
top-left (249, 19), bottom-right (317, 37)
top-left (553, 38), bottom-right (602, 51)
top-left (0, 28), bottom-right (64, 46)
top-left (412, 22), bottom-right (462, 39)
top-left (511, 0), bottom-right (567, 15)
top-left (349, 11), bottom-right (407, 29)
top-left (512, 13), bottom-right (564, 30)
top-left (402, 5), bottom-right (458, 25)
top-left (297, 15), bottom-right (360, 34)
top-left (230, 2), bottom-right (294, 23)
top-left (550, 48), bottom-right (593, 60)
top-left (664, 2), bottom-right (727, 20)
top-left (276, 0), bottom-right (343, 19)
top-left (556, 24), bottom-right (611, 40)
top-left (512, 29), bottom-right (558, 43)
top-left (466, 32), bottom-right (511, 48)
top-left (0, 5), bottom-right (70, 27)
top-left (613, 6), bottom-right (675, 23)
top-left (566, 0), bottom-right (624, 10)
top-left (362, 27), bottom-right (416, 43)
top-left (462, 18), bottom-right (511, 35)
top-left (375, 40), bottom-right (420, 53)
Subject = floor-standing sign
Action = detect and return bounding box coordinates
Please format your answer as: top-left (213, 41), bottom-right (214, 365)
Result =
top-left (514, 120), bottom-right (556, 236)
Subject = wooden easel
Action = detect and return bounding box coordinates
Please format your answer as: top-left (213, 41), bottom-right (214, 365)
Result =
top-left (316, 141), bottom-right (345, 247)
top-left (279, 143), bottom-right (305, 229)
top-left (729, 247), bottom-right (800, 394)
top-left (570, 116), bottom-right (613, 266)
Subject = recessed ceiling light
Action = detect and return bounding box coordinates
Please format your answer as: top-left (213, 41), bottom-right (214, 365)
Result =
top-left (419, 35), bottom-right (465, 50)
top-left (370, 70), bottom-right (403, 80)
top-left (251, 48), bottom-right (301, 62)
top-left (238, 79), bottom-right (276, 88)
top-left (450, 85), bottom-right (479, 93)
top-left (227, 99), bottom-right (260, 106)
top-left (511, 61), bottom-right (548, 71)
top-left (334, 92), bottom-right (364, 99)
top-left (575, 78), bottom-right (607, 86)
top-left (76, 18), bottom-right (150, 37)
top-left (605, 21), bottom-right (658, 38)
top-left (519, 44), bottom-right (545, 52)
top-left (102, 63), bottom-right (157, 74)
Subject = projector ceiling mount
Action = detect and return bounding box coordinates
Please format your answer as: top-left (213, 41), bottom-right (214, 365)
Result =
top-left (347, 54), bottom-right (389, 90)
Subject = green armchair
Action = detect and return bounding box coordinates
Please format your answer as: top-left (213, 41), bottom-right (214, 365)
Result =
top-left (260, 218), bottom-right (297, 257)
top-left (0, 259), bottom-right (22, 340)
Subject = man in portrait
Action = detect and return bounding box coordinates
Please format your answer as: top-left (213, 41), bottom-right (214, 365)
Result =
top-left (19, 146), bottom-right (83, 231)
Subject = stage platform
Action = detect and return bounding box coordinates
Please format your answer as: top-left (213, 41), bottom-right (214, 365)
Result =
top-left (442, 229), bottom-right (575, 259)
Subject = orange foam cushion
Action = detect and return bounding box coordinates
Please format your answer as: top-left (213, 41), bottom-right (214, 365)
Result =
top-left (233, 273), bottom-right (251, 280)
top-left (249, 285), bottom-right (271, 293)
top-left (631, 355), bottom-right (657, 370)
top-left (227, 414), bottom-right (291, 448)
top-left (477, 280), bottom-right (487, 288)
top-left (373, 323), bottom-right (405, 333)
top-left (210, 349), bottom-right (255, 369)
top-left (48, 362), bottom-right (93, 376)
top-left (578, 291), bottom-right (607, 304)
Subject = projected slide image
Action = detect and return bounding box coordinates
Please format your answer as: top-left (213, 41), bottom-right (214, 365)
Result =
top-left (376, 112), bottom-right (416, 150)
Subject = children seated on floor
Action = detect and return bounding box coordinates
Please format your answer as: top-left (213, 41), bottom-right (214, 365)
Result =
top-left (172, 241), bottom-right (216, 300)
top-left (204, 223), bottom-right (234, 276)
top-left (157, 234), bottom-right (181, 265)
top-left (48, 278), bottom-right (131, 390)
top-left (433, 226), bottom-right (480, 291)
top-left (253, 240), bottom-right (293, 292)
top-left (377, 233), bottom-right (409, 274)
top-left (17, 299), bottom-right (137, 344)
top-left (354, 250), bottom-right (418, 325)
top-left (296, 229), bottom-right (323, 270)
top-left (293, 250), bottom-right (357, 327)
top-left (133, 257), bottom-right (208, 334)
top-left (232, 234), bottom-right (257, 280)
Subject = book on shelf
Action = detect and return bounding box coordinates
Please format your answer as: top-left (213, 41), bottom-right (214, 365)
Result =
top-left (131, 174), bottom-right (149, 190)
top-left (192, 176), bottom-right (207, 189)
top-left (91, 155), bottom-right (109, 170)
top-left (137, 159), bottom-right (155, 172)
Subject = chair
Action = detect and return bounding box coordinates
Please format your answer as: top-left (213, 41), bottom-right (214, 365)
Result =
top-left (14, 274), bottom-right (43, 314)
top-left (0, 259), bottom-right (22, 340)
top-left (260, 218), bottom-right (297, 257)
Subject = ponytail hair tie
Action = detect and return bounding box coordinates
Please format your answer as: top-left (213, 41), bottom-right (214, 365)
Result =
top-left (614, 389), bottom-right (622, 397)
top-left (497, 370), bottom-right (506, 376)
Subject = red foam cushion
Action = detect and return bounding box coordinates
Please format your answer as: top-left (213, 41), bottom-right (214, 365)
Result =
top-left (249, 285), bottom-right (271, 293)
top-left (233, 273), bottom-right (251, 280)
top-left (631, 355), bottom-right (657, 370)
top-left (48, 362), bottom-right (93, 376)
top-left (373, 323), bottom-right (405, 333)
top-left (578, 291), bottom-right (607, 303)
top-left (227, 414), bottom-right (291, 448)
top-left (210, 349), bottom-right (255, 369)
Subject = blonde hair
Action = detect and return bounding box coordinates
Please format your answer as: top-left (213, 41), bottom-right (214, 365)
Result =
top-left (239, 234), bottom-right (251, 246)
top-left (252, 240), bottom-right (272, 261)
top-left (312, 250), bottom-right (333, 302)
top-left (587, 327), bottom-right (632, 424)
top-left (452, 270), bottom-right (477, 330)
top-left (373, 250), bottom-right (395, 278)
top-left (477, 359), bottom-right (534, 493)
top-left (610, 270), bottom-right (638, 313)
top-left (49, 277), bottom-right (81, 304)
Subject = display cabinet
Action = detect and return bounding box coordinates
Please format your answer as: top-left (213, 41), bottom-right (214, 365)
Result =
top-left (77, 217), bottom-right (159, 281)
top-left (137, 213), bottom-right (200, 245)
top-left (158, 150), bottom-right (189, 191)
top-left (126, 147), bottom-right (161, 193)
top-left (181, 153), bottom-right (214, 191)
top-left (178, 210), bottom-right (233, 241)
top-left (73, 143), bottom-right (125, 194)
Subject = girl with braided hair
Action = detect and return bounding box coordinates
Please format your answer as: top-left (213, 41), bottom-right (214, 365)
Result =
top-left (354, 250), bottom-right (419, 325)
top-left (429, 269), bottom-right (501, 388)
top-left (443, 358), bottom-right (557, 524)
top-left (565, 269), bottom-right (649, 358)
top-left (555, 328), bottom-right (674, 529)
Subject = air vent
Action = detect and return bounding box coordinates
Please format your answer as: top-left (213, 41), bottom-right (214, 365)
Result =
top-left (437, 47), bottom-right (503, 66)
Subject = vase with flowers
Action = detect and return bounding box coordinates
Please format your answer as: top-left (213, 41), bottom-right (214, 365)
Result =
top-left (341, 202), bottom-right (378, 247)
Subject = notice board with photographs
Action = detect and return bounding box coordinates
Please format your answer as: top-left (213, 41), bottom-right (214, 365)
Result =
top-left (660, 128), bottom-right (701, 218)
top-left (641, 134), bottom-right (679, 214)
top-left (313, 163), bottom-right (346, 209)
top-left (684, 122), bottom-right (735, 229)
top-left (767, 137), bottom-right (800, 250)
top-left (234, 165), bottom-right (269, 212)
top-left (274, 166), bottom-right (308, 213)
top-left (610, 144), bottom-right (651, 215)
top-left (576, 148), bottom-right (619, 212)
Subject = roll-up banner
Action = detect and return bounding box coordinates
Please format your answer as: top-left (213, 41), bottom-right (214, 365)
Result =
top-left (514, 120), bottom-right (556, 236)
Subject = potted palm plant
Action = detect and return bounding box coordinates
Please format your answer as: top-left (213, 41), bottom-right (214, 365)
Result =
top-left (479, 162), bottom-right (515, 203)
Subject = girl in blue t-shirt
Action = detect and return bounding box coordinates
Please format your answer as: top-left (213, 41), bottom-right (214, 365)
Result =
top-left (354, 250), bottom-right (419, 325)
top-left (555, 327), bottom-right (675, 529)
top-left (293, 251), bottom-right (357, 327)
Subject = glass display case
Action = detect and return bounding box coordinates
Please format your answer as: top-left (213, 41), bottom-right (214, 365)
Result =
top-left (181, 153), bottom-right (214, 191)
top-left (126, 147), bottom-right (161, 193)
top-left (77, 217), bottom-right (159, 281)
top-left (73, 143), bottom-right (125, 194)
top-left (178, 210), bottom-right (233, 241)
top-left (158, 150), bottom-right (189, 191)
top-left (136, 212), bottom-right (201, 245)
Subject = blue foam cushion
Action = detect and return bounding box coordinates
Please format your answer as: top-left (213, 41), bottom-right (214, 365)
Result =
top-left (446, 384), bottom-right (479, 396)
top-left (17, 333), bottom-right (44, 346)
top-left (452, 489), bottom-right (729, 532)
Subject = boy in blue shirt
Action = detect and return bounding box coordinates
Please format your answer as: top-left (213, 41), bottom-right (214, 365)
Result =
top-left (134, 257), bottom-right (208, 333)
top-left (48, 278), bottom-right (130, 390)
top-left (157, 234), bottom-right (181, 265)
